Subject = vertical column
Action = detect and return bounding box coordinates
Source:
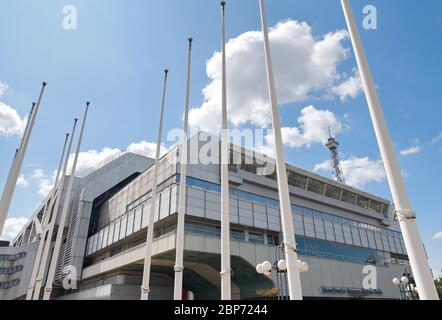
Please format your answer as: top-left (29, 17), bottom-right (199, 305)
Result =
top-left (258, 0), bottom-right (303, 300)
top-left (43, 103), bottom-right (89, 300)
top-left (141, 70), bottom-right (169, 300)
top-left (340, 0), bottom-right (438, 300)
top-left (220, 1), bottom-right (232, 301)
top-left (33, 122), bottom-right (77, 300)
top-left (0, 82), bottom-right (47, 235)
top-left (174, 38), bottom-right (193, 300)
top-left (26, 133), bottom-right (70, 300)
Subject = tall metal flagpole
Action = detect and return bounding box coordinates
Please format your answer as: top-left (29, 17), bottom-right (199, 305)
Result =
top-left (33, 121), bottom-right (78, 300)
top-left (141, 70), bottom-right (169, 300)
top-left (0, 149), bottom-right (19, 238)
top-left (258, 0), bottom-right (303, 300)
top-left (0, 102), bottom-right (35, 235)
top-left (26, 132), bottom-right (70, 300)
top-left (340, 0), bottom-right (439, 300)
top-left (220, 0), bottom-right (232, 301)
top-left (174, 39), bottom-right (193, 300)
top-left (43, 103), bottom-right (90, 300)
top-left (0, 82), bottom-right (47, 235)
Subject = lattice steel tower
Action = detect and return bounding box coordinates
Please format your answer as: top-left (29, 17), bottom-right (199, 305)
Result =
top-left (325, 129), bottom-right (345, 184)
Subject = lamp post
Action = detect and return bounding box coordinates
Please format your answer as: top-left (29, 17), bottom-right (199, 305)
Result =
top-left (393, 266), bottom-right (419, 300)
top-left (256, 243), bottom-right (309, 300)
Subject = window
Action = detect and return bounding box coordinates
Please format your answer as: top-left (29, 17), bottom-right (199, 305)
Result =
top-left (341, 190), bottom-right (355, 205)
top-left (314, 218), bottom-right (326, 240)
top-left (325, 184), bottom-right (341, 200)
top-left (369, 200), bottom-right (383, 213)
top-left (307, 179), bottom-right (325, 195)
top-left (267, 234), bottom-right (280, 246)
top-left (249, 232), bottom-right (265, 244)
top-left (357, 196), bottom-right (370, 209)
top-left (231, 229), bottom-right (245, 242)
top-left (287, 171), bottom-right (307, 189)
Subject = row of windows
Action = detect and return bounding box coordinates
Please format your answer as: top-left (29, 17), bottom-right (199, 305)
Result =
top-left (126, 176), bottom-right (176, 212)
top-left (0, 279), bottom-right (20, 290)
top-left (181, 175), bottom-right (401, 240)
top-left (0, 265), bottom-right (23, 275)
top-left (182, 222), bottom-right (399, 266)
top-left (296, 236), bottom-right (392, 265)
top-left (0, 252), bottom-right (26, 262)
top-left (236, 158), bottom-right (388, 216)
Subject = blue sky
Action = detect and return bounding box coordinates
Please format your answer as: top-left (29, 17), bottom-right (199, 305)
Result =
top-left (0, 0), bottom-right (441, 276)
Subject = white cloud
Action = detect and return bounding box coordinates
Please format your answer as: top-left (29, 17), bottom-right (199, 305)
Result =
top-left (400, 145), bottom-right (422, 156)
top-left (1, 217), bottom-right (29, 242)
top-left (68, 147), bottom-right (123, 176)
top-left (0, 81), bottom-right (8, 96)
top-left (127, 140), bottom-right (167, 158)
top-left (17, 174), bottom-right (29, 188)
top-left (0, 102), bottom-right (26, 137)
top-left (432, 231), bottom-right (442, 240)
top-left (332, 69), bottom-right (363, 101)
top-left (189, 20), bottom-right (353, 132)
top-left (31, 140), bottom-right (167, 197)
top-left (31, 169), bottom-right (56, 198)
top-left (314, 156), bottom-right (386, 189)
top-left (265, 105), bottom-right (343, 150)
top-left (432, 132), bottom-right (442, 144)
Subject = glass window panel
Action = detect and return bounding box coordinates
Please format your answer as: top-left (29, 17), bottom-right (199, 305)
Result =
top-left (342, 225), bottom-right (353, 245)
top-left (314, 218), bottom-right (326, 240)
top-left (303, 216), bottom-right (315, 238)
top-left (230, 229), bottom-right (245, 242)
top-left (351, 226), bottom-right (361, 247)
top-left (325, 184), bottom-right (341, 200)
top-left (287, 171), bottom-right (307, 189)
top-left (324, 221), bottom-right (335, 242)
top-left (127, 211), bottom-right (134, 236)
top-left (341, 190), bottom-right (355, 205)
top-left (307, 179), bottom-right (325, 195)
top-left (142, 204), bottom-right (149, 228)
top-left (108, 222), bottom-right (115, 246)
top-left (359, 228), bottom-right (369, 248)
top-left (119, 215), bottom-right (127, 240)
top-left (113, 219), bottom-right (121, 243)
top-left (333, 223), bottom-right (345, 243)
top-left (249, 232), bottom-right (265, 244)
top-left (102, 226), bottom-right (109, 248)
top-left (369, 200), bottom-right (383, 213)
top-left (134, 208), bottom-right (142, 232)
top-left (92, 233), bottom-right (99, 253)
top-left (356, 196), bottom-right (370, 209)
top-left (382, 204), bottom-right (389, 217)
top-left (374, 233), bottom-right (384, 251)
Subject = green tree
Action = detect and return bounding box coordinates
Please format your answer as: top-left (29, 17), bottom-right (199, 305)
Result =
top-left (435, 272), bottom-right (442, 300)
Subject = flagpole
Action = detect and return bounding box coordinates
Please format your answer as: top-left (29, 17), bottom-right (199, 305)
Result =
top-left (340, 0), bottom-right (438, 300)
top-left (0, 81), bottom-right (47, 235)
top-left (141, 69), bottom-right (169, 300)
top-left (43, 103), bottom-right (90, 300)
top-left (174, 38), bottom-right (193, 300)
top-left (0, 148), bottom-right (20, 238)
top-left (0, 102), bottom-right (35, 233)
top-left (32, 120), bottom-right (78, 300)
top-left (26, 132), bottom-right (70, 300)
top-left (220, 0), bottom-right (232, 301)
top-left (258, 0), bottom-right (303, 300)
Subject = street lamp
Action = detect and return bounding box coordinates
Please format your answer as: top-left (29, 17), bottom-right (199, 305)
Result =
top-left (392, 266), bottom-right (419, 300)
top-left (256, 243), bottom-right (309, 300)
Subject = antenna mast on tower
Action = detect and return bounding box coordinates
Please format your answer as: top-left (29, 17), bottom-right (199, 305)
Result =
top-left (325, 129), bottom-right (345, 184)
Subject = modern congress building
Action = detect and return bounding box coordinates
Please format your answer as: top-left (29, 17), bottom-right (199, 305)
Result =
top-left (0, 133), bottom-right (411, 300)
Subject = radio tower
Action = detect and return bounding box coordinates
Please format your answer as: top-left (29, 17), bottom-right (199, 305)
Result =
top-left (325, 129), bottom-right (345, 184)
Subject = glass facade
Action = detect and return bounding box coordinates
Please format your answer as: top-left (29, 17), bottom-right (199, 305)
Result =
top-left (86, 175), bottom-right (404, 262)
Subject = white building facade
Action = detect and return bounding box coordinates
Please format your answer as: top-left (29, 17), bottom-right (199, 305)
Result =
top-left (0, 133), bottom-right (410, 300)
